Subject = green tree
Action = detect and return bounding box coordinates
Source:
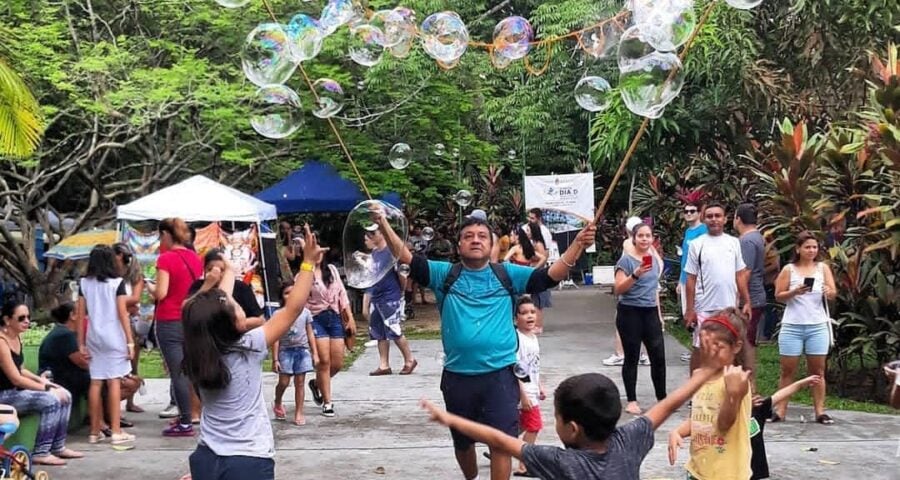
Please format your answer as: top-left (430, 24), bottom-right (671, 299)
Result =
top-left (0, 25), bottom-right (42, 158)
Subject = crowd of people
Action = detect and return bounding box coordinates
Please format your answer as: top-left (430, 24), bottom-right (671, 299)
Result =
top-left (0, 194), bottom-right (896, 480)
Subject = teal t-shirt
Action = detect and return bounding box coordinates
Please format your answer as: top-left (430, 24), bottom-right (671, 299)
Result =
top-left (428, 260), bottom-right (534, 375)
top-left (680, 223), bottom-right (708, 284)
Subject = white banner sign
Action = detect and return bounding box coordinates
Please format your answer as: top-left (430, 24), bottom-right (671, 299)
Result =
top-left (524, 173), bottom-right (595, 233)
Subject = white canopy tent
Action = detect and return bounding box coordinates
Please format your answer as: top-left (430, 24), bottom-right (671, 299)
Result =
top-left (116, 175), bottom-right (277, 222)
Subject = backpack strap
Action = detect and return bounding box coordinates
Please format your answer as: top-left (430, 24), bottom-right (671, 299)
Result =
top-left (438, 262), bottom-right (517, 316)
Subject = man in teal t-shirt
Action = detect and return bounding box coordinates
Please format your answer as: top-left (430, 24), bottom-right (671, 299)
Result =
top-left (678, 202), bottom-right (708, 317)
top-left (375, 210), bottom-right (596, 480)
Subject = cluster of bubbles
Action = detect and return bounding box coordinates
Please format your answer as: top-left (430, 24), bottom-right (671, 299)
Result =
top-left (342, 200), bottom-right (408, 289)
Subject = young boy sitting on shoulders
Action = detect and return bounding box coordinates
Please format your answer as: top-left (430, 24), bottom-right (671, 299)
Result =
top-left (420, 334), bottom-right (735, 480)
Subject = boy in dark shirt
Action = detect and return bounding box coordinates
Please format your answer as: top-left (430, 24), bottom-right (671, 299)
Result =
top-left (749, 375), bottom-right (820, 480)
top-left (420, 334), bottom-right (735, 480)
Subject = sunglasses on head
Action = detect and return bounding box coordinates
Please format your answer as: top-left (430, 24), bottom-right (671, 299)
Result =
top-left (684, 208), bottom-right (698, 214)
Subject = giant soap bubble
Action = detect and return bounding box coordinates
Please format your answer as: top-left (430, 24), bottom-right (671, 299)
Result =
top-left (630, 0), bottom-right (696, 51)
top-left (492, 16), bottom-right (533, 62)
top-left (619, 52), bottom-right (685, 118)
top-left (348, 25), bottom-right (385, 67)
top-left (342, 200), bottom-right (409, 289)
top-left (574, 76), bottom-right (612, 112)
top-left (725, 0), bottom-right (763, 9)
top-left (320, 0), bottom-right (356, 36)
top-left (580, 18), bottom-right (626, 59)
top-left (241, 23), bottom-right (298, 87)
top-left (455, 189), bottom-right (473, 207)
top-left (286, 14), bottom-right (324, 62)
top-left (250, 84), bottom-right (303, 139)
top-left (617, 25), bottom-right (661, 71)
top-left (311, 78), bottom-right (345, 118)
top-left (421, 12), bottom-right (469, 64)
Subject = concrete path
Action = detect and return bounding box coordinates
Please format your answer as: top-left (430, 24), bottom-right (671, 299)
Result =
top-left (35, 289), bottom-right (900, 479)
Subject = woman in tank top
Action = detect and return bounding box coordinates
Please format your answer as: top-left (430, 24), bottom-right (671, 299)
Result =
top-left (773, 231), bottom-right (837, 424)
top-left (0, 302), bottom-right (81, 465)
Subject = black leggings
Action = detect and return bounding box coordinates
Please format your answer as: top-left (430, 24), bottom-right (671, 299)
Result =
top-left (616, 304), bottom-right (667, 402)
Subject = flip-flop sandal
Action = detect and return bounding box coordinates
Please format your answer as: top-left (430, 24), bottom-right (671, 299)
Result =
top-left (816, 414), bottom-right (834, 425)
top-left (293, 418), bottom-right (306, 426)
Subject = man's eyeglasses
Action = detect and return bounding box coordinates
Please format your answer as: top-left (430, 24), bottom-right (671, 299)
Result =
top-left (16, 315), bottom-right (30, 322)
top-left (684, 208), bottom-right (698, 214)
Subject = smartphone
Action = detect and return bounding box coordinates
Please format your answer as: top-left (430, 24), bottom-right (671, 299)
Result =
top-left (803, 277), bottom-right (815, 289)
top-left (642, 255), bottom-right (653, 268)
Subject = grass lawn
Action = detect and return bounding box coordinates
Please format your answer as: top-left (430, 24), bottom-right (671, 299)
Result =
top-left (665, 320), bottom-right (897, 415)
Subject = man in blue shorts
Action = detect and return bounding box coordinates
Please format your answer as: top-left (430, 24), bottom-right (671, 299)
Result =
top-left (363, 225), bottom-right (417, 376)
top-left (374, 208), bottom-right (596, 480)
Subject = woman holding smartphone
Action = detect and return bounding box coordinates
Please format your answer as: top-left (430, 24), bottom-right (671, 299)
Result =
top-left (613, 222), bottom-right (667, 415)
top-left (773, 231), bottom-right (837, 424)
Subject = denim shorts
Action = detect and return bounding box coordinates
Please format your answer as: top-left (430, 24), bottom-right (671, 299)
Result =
top-left (778, 322), bottom-right (830, 356)
top-left (312, 310), bottom-right (344, 339)
top-left (277, 346), bottom-right (313, 375)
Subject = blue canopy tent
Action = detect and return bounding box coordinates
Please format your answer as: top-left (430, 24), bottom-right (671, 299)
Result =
top-left (255, 160), bottom-right (402, 213)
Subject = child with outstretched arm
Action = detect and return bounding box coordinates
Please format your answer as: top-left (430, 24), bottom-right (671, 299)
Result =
top-left (420, 333), bottom-right (737, 480)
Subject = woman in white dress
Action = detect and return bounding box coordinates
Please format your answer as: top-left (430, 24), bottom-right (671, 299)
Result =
top-left (76, 245), bottom-right (136, 446)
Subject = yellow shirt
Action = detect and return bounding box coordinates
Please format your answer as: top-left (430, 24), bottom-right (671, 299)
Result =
top-left (686, 376), bottom-right (752, 480)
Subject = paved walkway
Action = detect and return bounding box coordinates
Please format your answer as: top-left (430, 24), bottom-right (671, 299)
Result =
top-left (36, 289), bottom-right (900, 479)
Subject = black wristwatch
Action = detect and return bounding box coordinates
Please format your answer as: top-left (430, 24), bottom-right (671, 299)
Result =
top-left (631, 273), bottom-right (639, 280)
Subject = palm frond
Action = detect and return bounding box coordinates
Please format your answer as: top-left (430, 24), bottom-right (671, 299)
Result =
top-left (0, 59), bottom-right (43, 158)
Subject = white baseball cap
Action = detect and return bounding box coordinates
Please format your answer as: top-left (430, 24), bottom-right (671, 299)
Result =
top-left (625, 216), bottom-right (642, 232)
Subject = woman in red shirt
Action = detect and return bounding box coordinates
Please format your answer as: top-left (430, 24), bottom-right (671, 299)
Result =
top-left (147, 217), bottom-right (202, 437)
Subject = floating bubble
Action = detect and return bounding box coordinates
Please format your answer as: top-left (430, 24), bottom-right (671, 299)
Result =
top-left (388, 143), bottom-right (412, 170)
top-left (452, 147), bottom-right (460, 158)
top-left (421, 227), bottom-right (435, 241)
top-left (619, 52), bottom-right (685, 118)
top-left (725, 0), bottom-right (763, 9)
top-left (241, 23), bottom-right (298, 88)
top-left (342, 200), bottom-right (409, 289)
top-left (286, 14), bottom-right (324, 63)
top-left (349, 25), bottom-right (385, 67)
top-left (433, 143), bottom-right (445, 156)
top-left (250, 84), bottom-right (302, 139)
top-left (574, 76), bottom-right (613, 112)
top-left (631, 0), bottom-right (696, 51)
top-left (420, 11), bottom-right (469, 64)
top-left (492, 16), bottom-right (533, 62)
top-left (311, 78), bottom-right (345, 118)
top-left (617, 24), bottom-right (663, 71)
top-left (389, 37), bottom-right (415, 58)
top-left (320, 0), bottom-right (356, 36)
top-left (455, 189), bottom-right (473, 207)
top-left (507, 149), bottom-right (516, 159)
top-left (385, 7), bottom-right (417, 57)
top-left (397, 263), bottom-right (411, 276)
top-left (580, 17), bottom-right (627, 59)
top-left (215, 0), bottom-right (250, 7)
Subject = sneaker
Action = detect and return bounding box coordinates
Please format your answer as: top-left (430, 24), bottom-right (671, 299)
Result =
top-left (308, 379), bottom-right (323, 406)
top-left (602, 354), bottom-right (624, 366)
top-left (159, 404), bottom-right (180, 419)
top-left (162, 423), bottom-right (194, 437)
top-left (639, 354), bottom-right (651, 366)
top-left (111, 432), bottom-right (136, 445)
top-left (680, 352), bottom-right (692, 362)
top-left (321, 403), bottom-right (335, 418)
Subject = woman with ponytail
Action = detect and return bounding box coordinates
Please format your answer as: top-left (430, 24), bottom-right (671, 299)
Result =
top-left (147, 217), bottom-right (202, 436)
top-left (184, 225), bottom-right (324, 480)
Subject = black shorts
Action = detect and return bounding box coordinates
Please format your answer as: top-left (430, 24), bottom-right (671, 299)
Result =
top-left (440, 366), bottom-right (519, 450)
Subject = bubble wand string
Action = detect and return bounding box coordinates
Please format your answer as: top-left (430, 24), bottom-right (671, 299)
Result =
top-left (261, 0), bottom-right (374, 200)
top-left (592, 0), bottom-right (719, 225)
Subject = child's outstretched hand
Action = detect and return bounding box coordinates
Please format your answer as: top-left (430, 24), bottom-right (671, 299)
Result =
top-left (420, 399), bottom-right (451, 426)
top-left (723, 365), bottom-right (751, 398)
top-left (667, 430), bottom-right (683, 465)
top-left (802, 375), bottom-right (822, 387)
